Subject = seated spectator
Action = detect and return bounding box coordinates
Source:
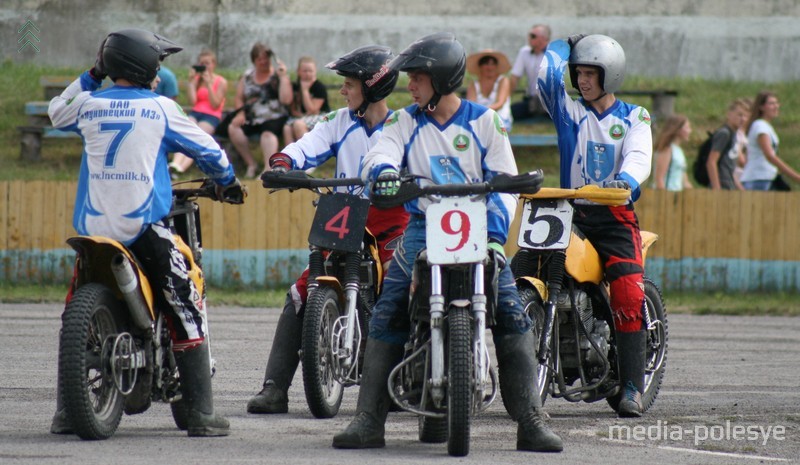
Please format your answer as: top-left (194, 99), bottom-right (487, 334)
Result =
top-left (707, 98), bottom-right (750, 190)
top-left (652, 113), bottom-right (693, 191)
top-left (155, 65), bottom-right (179, 99)
top-left (227, 42), bottom-right (293, 178)
top-left (283, 56), bottom-right (330, 144)
top-left (170, 49), bottom-right (228, 175)
top-left (510, 24), bottom-right (551, 120)
top-left (465, 49), bottom-right (513, 131)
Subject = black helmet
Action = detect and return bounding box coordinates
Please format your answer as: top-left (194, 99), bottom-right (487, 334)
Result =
top-left (327, 45), bottom-right (398, 104)
top-left (389, 32), bottom-right (466, 98)
top-left (102, 28), bottom-right (182, 88)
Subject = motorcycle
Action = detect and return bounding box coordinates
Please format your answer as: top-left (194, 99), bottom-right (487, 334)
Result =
top-left (371, 171), bottom-right (543, 457)
top-left (261, 170), bottom-right (380, 418)
top-left (57, 179), bottom-right (244, 440)
top-left (510, 185), bottom-right (668, 414)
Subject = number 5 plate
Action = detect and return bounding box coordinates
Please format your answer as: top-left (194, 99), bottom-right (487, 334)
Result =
top-left (517, 199), bottom-right (573, 250)
top-left (426, 197), bottom-right (487, 265)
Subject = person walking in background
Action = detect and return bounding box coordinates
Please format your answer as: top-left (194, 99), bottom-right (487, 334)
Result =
top-left (707, 98), bottom-right (750, 190)
top-left (170, 49), bottom-right (228, 175)
top-left (652, 113), bottom-right (693, 191)
top-left (283, 56), bottom-right (330, 145)
top-left (465, 49), bottom-right (513, 131)
top-left (740, 91), bottom-right (800, 191)
top-left (509, 24), bottom-right (551, 121)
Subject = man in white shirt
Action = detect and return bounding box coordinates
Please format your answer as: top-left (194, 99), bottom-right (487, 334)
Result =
top-left (510, 24), bottom-right (551, 120)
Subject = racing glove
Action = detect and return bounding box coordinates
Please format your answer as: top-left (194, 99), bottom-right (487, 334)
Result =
top-left (603, 179), bottom-right (631, 190)
top-left (216, 178), bottom-right (247, 204)
top-left (269, 152), bottom-right (292, 173)
top-left (374, 168), bottom-right (401, 196)
top-left (488, 240), bottom-right (507, 269)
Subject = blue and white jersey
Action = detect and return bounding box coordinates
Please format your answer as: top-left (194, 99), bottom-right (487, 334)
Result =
top-left (361, 100), bottom-right (518, 244)
top-left (537, 40), bottom-right (652, 201)
top-left (49, 72), bottom-right (234, 245)
top-left (281, 108), bottom-right (390, 196)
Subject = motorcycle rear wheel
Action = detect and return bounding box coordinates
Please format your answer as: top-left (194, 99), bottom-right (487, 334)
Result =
top-left (447, 307), bottom-right (473, 457)
top-left (301, 285), bottom-right (344, 419)
top-left (59, 283), bottom-right (125, 440)
top-left (607, 277), bottom-right (668, 413)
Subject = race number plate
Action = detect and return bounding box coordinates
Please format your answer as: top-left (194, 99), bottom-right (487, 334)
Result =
top-left (308, 193), bottom-right (370, 253)
top-left (426, 197), bottom-right (487, 265)
top-left (517, 199), bottom-right (573, 250)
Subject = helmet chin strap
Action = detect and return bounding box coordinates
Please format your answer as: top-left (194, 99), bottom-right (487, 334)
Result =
top-left (355, 100), bottom-right (370, 118)
top-left (419, 92), bottom-right (442, 113)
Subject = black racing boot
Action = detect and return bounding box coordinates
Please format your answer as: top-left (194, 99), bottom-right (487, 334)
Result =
top-left (175, 341), bottom-right (230, 437)
top-left (616, 330), bottom-right (647, 418)
top-left (495, 331), bottom-right (563, 452)
top-left (247, 296), bottom-right (303, 414)
top-left (49, 357), bottom-right (72, 435)
top-left (332, 338), bottom-right (403, 449)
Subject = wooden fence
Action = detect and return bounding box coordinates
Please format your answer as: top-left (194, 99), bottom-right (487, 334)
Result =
top-left (1, 180), bottom-right (799, 291)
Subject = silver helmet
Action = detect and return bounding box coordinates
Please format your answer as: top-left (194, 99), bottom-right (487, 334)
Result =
top-left (568, 34), bottom-right (626, 94)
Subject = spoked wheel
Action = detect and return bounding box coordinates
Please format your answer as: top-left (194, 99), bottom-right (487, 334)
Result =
top-left (302, 285), bottom-right (344, 419)
top-left (607, 277), bottom-right (668, 413)
top-left (59, 283), bottom-right (125, 440)
top-left (502, 285), bottom-right (552, 420)
top-left (447, 307), bottom-right (473, 457)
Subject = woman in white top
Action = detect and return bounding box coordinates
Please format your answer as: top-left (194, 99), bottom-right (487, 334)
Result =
top-left (740, 91), bottom-right (800, 190)
top-left (465, 49), bottom-right (513, 131)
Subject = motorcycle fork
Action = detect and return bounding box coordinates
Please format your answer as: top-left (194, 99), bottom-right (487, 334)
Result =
top-left (428, 264), bottom-right (446, 405)
top-left (471, 262), bottom-right (492, 409)
top-left (338, 251), bottom-right (362, 374)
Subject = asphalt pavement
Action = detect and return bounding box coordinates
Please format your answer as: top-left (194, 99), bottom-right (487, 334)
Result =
top-left (0, 303), bottom-right (798, 464)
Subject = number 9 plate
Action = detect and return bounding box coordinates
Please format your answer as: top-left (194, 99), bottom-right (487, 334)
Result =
top-left (425, 197), bottom-right (487, 265)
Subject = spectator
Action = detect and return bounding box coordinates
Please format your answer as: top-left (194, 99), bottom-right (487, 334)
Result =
top-left (732, 98), bottom-right (752, 190)
top-left (154, 65), bottom-right (179, 99)
top-left (652, 114), bottom-right (693, 191)
top-left (170, 49), bottom-right (229, 175)
top-left (283, 56), bottom-right (330, 145)
top-left (707, 98), bottom-right (750, 190)
top-left (228, 43), bottom-right (293, 178)
top-left (465, 49), bottom-right (513, 131)
top-left (740, 91), bottom-right (800, 190)
top-left (510, 24), bottom-right (551, 121)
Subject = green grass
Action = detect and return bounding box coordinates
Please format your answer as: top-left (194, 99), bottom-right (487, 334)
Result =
top-left (2, 282), bottom-right (798, 315)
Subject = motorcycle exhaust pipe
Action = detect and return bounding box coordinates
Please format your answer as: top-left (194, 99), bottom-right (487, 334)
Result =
top-left (111, 253), bottom-right (153, 331)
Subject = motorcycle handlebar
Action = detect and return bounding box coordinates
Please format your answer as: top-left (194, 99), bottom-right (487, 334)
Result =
top-left (370, 170), bottom-right (544, 209)
top-left (260, 170), bottom-right (365, 190)
top-left (172, 178), bottom-right (244, 204)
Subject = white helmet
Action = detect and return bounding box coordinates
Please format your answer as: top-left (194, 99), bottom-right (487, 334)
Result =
top-left (568, 34), bottom-right (626, 94)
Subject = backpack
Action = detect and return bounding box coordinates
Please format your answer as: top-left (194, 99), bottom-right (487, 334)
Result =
top-left (693, 128), bottom-right (734, 187)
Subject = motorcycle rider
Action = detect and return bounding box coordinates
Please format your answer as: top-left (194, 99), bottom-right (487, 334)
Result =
top-left (332, 32), bottom-right (563, 452)
top-left (246, 45), bottom-right (410, 414)
top-left (48, 28), bottom-right (243, 437)
top-left (536, 34), bottom-right (652, 417)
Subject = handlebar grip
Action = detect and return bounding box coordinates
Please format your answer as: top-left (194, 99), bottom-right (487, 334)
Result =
top-left (488, 170), bottom-right (544, 194)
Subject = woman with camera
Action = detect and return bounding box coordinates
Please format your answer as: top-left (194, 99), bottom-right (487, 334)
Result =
top-left (169, 49), bottom-right (229, 175)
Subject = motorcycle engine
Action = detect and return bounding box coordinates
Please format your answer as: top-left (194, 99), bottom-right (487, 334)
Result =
top-left (557, 289), bottom-right (611, 382)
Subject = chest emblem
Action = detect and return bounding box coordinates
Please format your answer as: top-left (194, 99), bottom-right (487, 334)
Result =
top-left (609, 124), bottom-right (624, 140)
top-left (453, 134), bottom-right (470, 152)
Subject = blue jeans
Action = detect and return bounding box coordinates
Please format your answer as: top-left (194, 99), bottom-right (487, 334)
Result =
top-left (369, 217), bottom-right (531, 345)
top-left (743, 180), bottom-right (772, 191)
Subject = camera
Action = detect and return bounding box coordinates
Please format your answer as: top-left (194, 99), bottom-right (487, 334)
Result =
top-left (192, 64), bottom-right (206, 73)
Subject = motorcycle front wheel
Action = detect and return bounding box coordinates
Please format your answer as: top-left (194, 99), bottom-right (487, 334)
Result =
top-left (59, 283), bottom-right (125, 440)
top-left (301, 284), bottom-right (344, 419)
top-left (607, 277), bottom-right (668, 413)
top-left (447, 307), bottom-right (473, 457)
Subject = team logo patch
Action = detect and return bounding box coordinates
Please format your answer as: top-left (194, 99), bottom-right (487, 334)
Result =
top-left (384, 111), bottom-right (400, 127)
top-left (493, 113), bottom-right (508, 136)
top-left (322, 110), bottom-right (338, 123)
top-left (638, 108), bottom-right (652, 126)
top-left (585, 140), bottom-right (615, 182)
top-left (453, 134), bottom-right (470, 152)
top-left (430, 155), bottom-right (467, 184)
top-left (609, 124), bottom-right (624, 140)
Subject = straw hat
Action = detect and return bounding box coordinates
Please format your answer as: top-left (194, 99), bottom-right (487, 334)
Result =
top-left (466, 49), bottom-right (512, 75)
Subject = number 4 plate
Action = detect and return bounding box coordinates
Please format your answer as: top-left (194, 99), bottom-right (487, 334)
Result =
top-left (426, 197), bottom-right (487, 265)
top-left (308, 193), bottom-right (370, 252)
top-left (517, 199), bottom-right (573, 250)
